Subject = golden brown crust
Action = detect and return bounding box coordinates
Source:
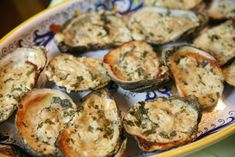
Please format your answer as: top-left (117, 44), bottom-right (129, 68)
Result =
top-left (104, 41), bottom-right (169, 92)
top-left (57, 130), bottom-right (73, 157)
top-left (16, 89), bottom-right (77, 156)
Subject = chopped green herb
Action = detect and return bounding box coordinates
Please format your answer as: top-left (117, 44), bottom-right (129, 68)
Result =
top-left (198, 60), bottom-right (207, 68)
top-left (44, 119), bottom-right (55, 125)
top-left (89, 71), bottom-right (97, 81)
top-left (26, 69), bottom-right (34, 76)
top-left (51, 97), bottom-right (72, 108)
top-left (62, 74), bottom-right (69, 80)
top-left (143, 51), bottom-right (149, 58)
top-left (88, 126), bottom-right (94, 132)
top-left (22, 122), bottom-right (28, 127)
top-left (135, 67), bottom-right (144, 76)
top-left (3, 78), bottom-right (14, 83)
top-left (170, 131), bottom-right (177, 137)
top-left (209, 34), bottom-right (220, 42)
top-left (37, 122), bottom-right (43, 129)
top-left (125, 120), bottom-right (135, 126)
top-left (11, 87), bottom-right (23, 92)
top-left (73, 76), bottom-right (84, 87)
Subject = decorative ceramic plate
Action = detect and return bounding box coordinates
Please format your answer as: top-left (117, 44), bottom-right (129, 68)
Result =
top-left (0, 0), bottom-right (235, 156)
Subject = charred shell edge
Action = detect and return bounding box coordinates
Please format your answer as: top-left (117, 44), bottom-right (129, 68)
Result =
top-left (104, 63), bottom-right (170, 92)
top-left (162, 45), bottom-right (218, 65)
top-left (54, 11), bottom-right (130, 54)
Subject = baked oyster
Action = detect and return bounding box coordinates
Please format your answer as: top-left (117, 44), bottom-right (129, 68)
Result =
top-left (104, 41), bottom-right (170, 92)
top-left (55, 11), bottom-right (132, 53)
top-left (223, 60), bottom-right (235, 87)
top-left (208, 0), bottom-right (235, 20)
top-left (128, 7), bottom-right (202, 45)
top-left (0, 47), bottom-right (46, 123)
top-left (57, 89), bottom-right (126, 157)
top-left (45, 54), bottom-right (110, 92)
top-left (16, 89), bottom-right (77, 156)
top-left (193, 20), bottom-right (235, 65)
top-left (144, 0), bottom-right (203, 10)
top-left (166, 46), bottom-right (224, 111)
top-left (123, 96), bottom-right (201, 151)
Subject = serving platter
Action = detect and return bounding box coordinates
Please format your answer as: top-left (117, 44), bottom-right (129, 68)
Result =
top-left (0, 0), bottom-right (235, 156)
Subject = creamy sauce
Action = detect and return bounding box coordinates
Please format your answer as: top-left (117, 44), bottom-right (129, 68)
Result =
top-left (59, 12), bottom-right (131, 48)
top-left (59, 90), bottom-right (121, 157)
top-left (124, 98), bottom-right (199, 143)
top-left (128, 8), bottom-right (199, 44)
top-left (0, 61), bottom-right (36, 122)
top-left (46, 54), bottom-right (110, 92)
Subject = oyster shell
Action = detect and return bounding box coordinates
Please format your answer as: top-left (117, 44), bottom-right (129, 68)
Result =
top-left (45, 54), bottom-right (110, 92)
top-left (123, 96), bottom-right (201, 151)
top-left (166, 45), bottom-right (224, 111)
top-left (144, 0), bottom-right (203, 10)
top-left (55, 11), bottom-right (132, 53)
top-left (0, 144), bottom-right (16, 157)
top-left (104, 41), bottom-right (170, 92)
top-left (193, 20), bottom-right (235, 65)
top-left (16, 88), bottom-right (77, 156)
top-left (223, 60), bottom-right (235, 87)
top-left (0, 47), bottom-right (46, 123)
top-left (128, 7), bottom-right (201, 45)
top-left (57, 89), bottom-right (125, 157)
top-left (208, 0), bottom-right (235, 20)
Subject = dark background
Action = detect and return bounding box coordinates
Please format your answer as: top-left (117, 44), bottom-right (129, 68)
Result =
top-left (0, 0), bottom-right (50, 38)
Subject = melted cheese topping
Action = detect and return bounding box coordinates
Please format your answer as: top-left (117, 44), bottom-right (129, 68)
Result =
top-left (17, 89), bottom-right (76, 155)
top-left (223, 61), bottom-right (235, 87)
top-left (168, 48), bottom-right (224, 110)
top-left (57, 12), bottom-right (131, 48)
top-left (59, 90), bottom-right (121, 157)
top-left (208, 0), bottom-right (235, 19)
top-left (194, 20), bottom-right (235, 65)
top-left (105, 41), bottom-right (162, 81)
top-left (0, 61), bottom-right (36, 122)
top-left (124, 98), bottom-right (199, 145)
top-left (128, 7), bottom-right (199, 44)
top-left (46, 54), bottom-right (110, 92)
top-left (145, 0), bottom-right (202, 10)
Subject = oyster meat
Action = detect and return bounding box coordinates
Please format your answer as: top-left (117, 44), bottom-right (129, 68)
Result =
top-left (128, 7), bottom-right (201, 45)
top-left (104, 41), bottom-right (169, 92)
top-left (55, 11), bottom-right (132, 53)
top-left (57, 89), bottom-right (125, 157)
top-left (166, 46), bottom-right (224, 111)
top-left (193, 20), bottom-right (235, 65)
top-left (123, 96), bottom-right (201, 151)
top-left (0, 47), bottom-right (46, 123)
top-left (46, 54), bottom-right (110, 92)
top-left (16, 89), bottom-right (77, 156)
